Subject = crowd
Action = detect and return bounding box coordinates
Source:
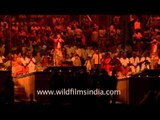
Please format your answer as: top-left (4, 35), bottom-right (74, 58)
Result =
top-left (0, 15), bottom-right (159, 78)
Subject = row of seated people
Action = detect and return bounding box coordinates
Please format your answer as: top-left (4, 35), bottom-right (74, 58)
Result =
top-left (8, 52), bottom-right (160, 78)
top-left (103, 52), bottom-right (160, 78)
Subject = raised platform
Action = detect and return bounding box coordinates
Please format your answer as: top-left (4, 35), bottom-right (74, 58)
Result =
top-left (13, 69), bottom-right (160, 105)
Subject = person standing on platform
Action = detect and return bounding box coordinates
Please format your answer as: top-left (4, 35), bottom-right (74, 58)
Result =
top-left (84, 56), bottom-right (92, 73)
top-left (20, 53), bottom-right (30, 74)
top-left (53, 48), bottom-right (63, 66)
top-left (150, 39), bottom-right (160, 69)
top-left (54, 34), bottom-right (64, 50)
top-left (150, 53), bottom-right (159, 70)
top-left (35, 52), bottom-right (43, 71)
top-left (150, 39), bottom-right (160, 56)
top-left (92, 50), bottom-right (102, 70)
top-left (27, 53), bottom-right (36, 73)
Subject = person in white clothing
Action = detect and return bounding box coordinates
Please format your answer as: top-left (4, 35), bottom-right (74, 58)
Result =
top-left (27, 54), bottom-right (36, 73)
top-left (129, 53), bottom-right (140, 74)
top-left (84, 57), bottom-right (92, 73)
top-left (150, 53), bottom-right (159, 70)
top-left (119, 54), bottom-right (130, 76)
top-left (71, 54), bottom-right (81, 66)
top-left (92, 50), bottom-right (102, 69)
top-left (20, 54), bottom-right (30, 74)
top-left (140, 54), bottom-right (151, 71)
top-left (119, 54), bottom-right (129, 67)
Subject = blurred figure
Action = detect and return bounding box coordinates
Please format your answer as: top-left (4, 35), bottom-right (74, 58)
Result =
top-left (150, 39), bottom-right (160, 69)
top-left (53, 48), bottom-right (63, 66)
top-left (20, 53), bottom-right (30, 74)
top-left (42, 55), bottom-right (49, 70)
top-left (35, 52), bottom-right (43, 71)
top-left (11, 57), bottom-right (23, 77)
top-left (0, 52), bottom-right (5, 69)
top-left (103, 53), bottom-right (112, 76)
top-left (119, 53), bottom-right (130, 76)
top-left (74, 25), bottom-right (82, 45)
top-left (140, 53), bottom-right (151, 71)
top-left (4, 54), bottom-right (12, 71)
top-left (71, 54), bottom-right (81, 66)
top-left (54, 34), bottom-right (64, 49)
top-left (129, 52), bottom-right (140, 74)
top-left (27, 53), bottom-right (36, 73)
top-left (150, 39), bottom-right (160, 56)
top-left (84, 56), bottom-right (92, 73)
top-left (150, 53), bottom-right (159, 70)
top-left (92, 50), bottom-right (102, 70)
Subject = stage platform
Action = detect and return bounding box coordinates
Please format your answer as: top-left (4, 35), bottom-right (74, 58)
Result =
top-left (1, 68), bottom-right (159, 105)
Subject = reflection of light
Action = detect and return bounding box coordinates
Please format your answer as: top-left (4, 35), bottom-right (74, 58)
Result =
top-left (138, 75), bottom-right (140, 77)
top-left (146, 75), bottom-right (149, 77)
top-left (159, 76), bottom-right (160, 78)
top-left (86, 15), bottom-right (92, 22)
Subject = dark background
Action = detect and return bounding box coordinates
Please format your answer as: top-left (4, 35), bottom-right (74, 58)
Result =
top-left (0, 0), bottom-right (159, 14)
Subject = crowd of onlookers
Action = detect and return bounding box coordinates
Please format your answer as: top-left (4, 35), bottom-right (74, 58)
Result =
top-left (0, 15), bottom-right (160, 78)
